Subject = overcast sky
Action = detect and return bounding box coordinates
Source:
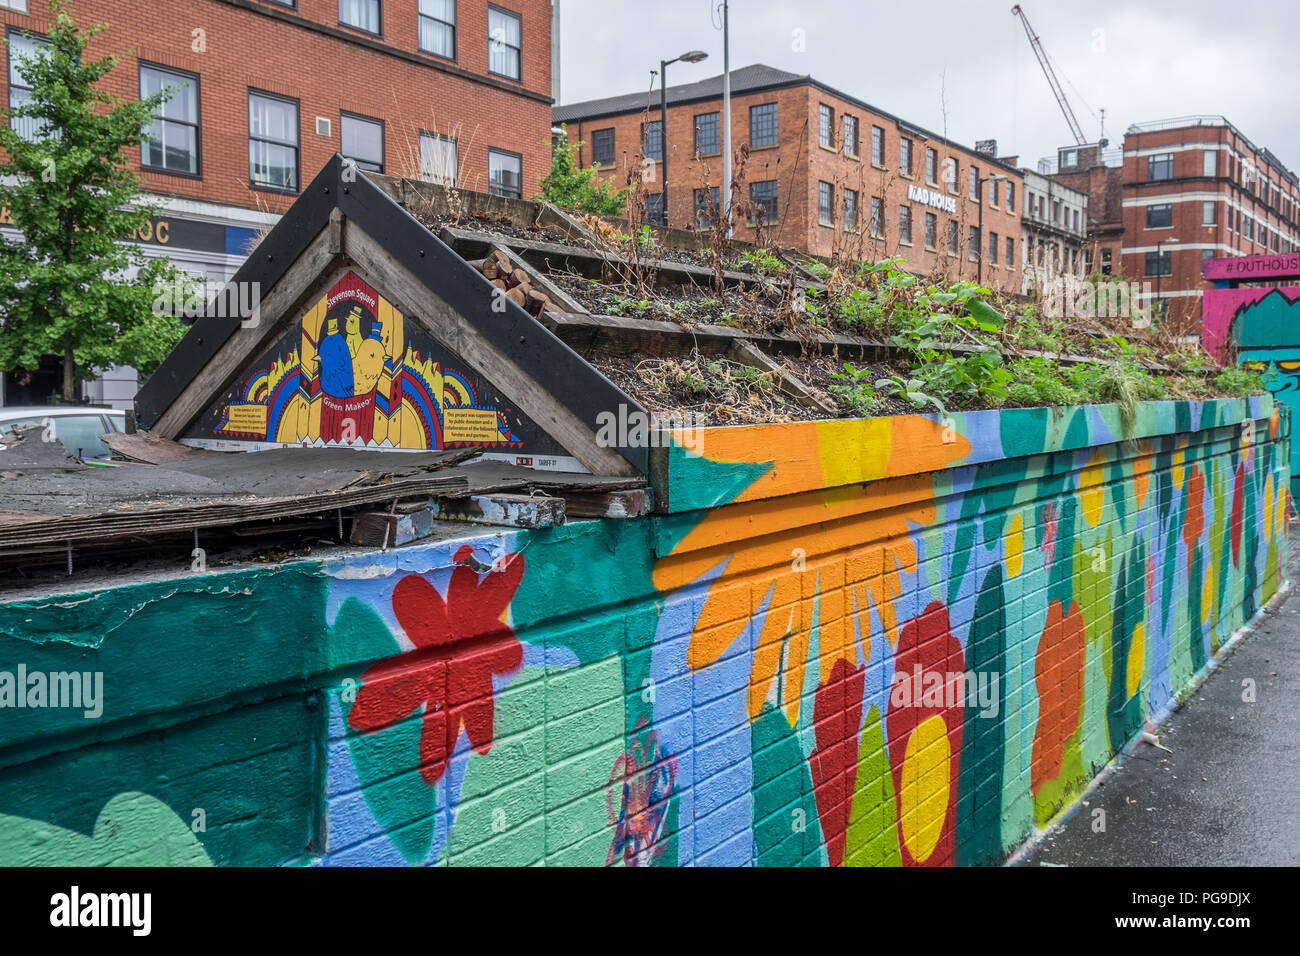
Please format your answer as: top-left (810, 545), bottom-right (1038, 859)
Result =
top-left (557, 0), bottom-right (1299, 171)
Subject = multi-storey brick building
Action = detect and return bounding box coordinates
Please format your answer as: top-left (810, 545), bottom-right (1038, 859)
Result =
top-left (553, 64), bottom-right (1024, 292)
top-left (1019, 167), bottom-right (1088, 295)
top-left (0, 0), bottom-right (553, 406)
top-left (1049, 142), bottom-right (1124, 281)
top-left (1117, 116), bottom-right (1300, 332)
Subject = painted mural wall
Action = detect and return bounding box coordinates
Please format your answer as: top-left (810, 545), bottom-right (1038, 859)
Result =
top-left (1203, 285), bottom-right (1300, 495)
top-left (0, 397), bottom-right (1287, 866)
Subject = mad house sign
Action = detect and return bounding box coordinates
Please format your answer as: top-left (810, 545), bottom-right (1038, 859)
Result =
top-left (136, 155), bottom-right (645, 477)
top-left (184, 271), bottom-right (567, 465)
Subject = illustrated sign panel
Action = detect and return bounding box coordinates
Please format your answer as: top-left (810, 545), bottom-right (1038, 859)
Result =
top-left (183, 271), bottom-right (570, 466)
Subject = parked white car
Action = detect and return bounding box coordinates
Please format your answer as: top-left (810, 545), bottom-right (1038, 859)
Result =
top-left (0, 406), bottom-right (126, 461)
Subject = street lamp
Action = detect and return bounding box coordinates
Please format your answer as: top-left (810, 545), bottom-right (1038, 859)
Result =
top-left (657, 49), bottom-right (708, 227)
top-left (1155, 236), bottom-right (1180, 319)
top-left (977, 173), bottom-right (1008, 285)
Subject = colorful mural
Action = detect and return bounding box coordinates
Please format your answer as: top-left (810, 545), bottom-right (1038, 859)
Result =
top-left (0, 397), bottom-right (1288, 867)
top-left (184, 271), bottom-right (561, 460)
top-left (1203, 285), bottom-right (1300, 493)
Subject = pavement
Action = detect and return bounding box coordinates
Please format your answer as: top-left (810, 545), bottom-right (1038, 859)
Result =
top-left (1024, 527), bottom-right (1300, 866)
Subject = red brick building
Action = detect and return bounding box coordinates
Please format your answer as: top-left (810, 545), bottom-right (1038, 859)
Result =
top-left (0, 0), bottom-right (553, 406)
top-left (1118, 117), bottom-right (1300, 332)
top-left (1049, 142), bottom-right (1124, 279)
top-left (554, 64), bottom-right (1024, 292)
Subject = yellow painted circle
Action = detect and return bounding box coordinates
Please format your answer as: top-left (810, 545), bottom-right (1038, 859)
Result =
top-left (899, 715), bottom-right (950, 862)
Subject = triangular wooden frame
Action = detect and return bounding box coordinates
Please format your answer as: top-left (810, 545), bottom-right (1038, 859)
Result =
top-left (136, 156), bottom-right (647, 477)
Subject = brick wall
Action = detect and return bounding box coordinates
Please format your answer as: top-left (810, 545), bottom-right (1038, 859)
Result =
top-left (562, 80), bottom-right (1024, 292)
top-left (0, 396), bottom-right (1286, 866)
top-left (0, 0), bottom-right (553, 215)
top-left (1118, 123), bottom-right (1300, 332)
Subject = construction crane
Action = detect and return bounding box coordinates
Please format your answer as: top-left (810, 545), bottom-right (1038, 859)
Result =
top-left (1011, 5), bottom-right (1087, 146)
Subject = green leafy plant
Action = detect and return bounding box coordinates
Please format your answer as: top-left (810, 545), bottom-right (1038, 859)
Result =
top-left (0, 0), bottom-right (189, 400)
top-left (1214, 365), bottom-right (1266, 396)
top-left (536, 124), bottom-right (630, 215)
top-left (830, 362), bottom-right (883, 417)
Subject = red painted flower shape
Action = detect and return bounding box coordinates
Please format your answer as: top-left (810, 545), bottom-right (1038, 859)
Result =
top-left (348, 547), bottom-right (525, 784)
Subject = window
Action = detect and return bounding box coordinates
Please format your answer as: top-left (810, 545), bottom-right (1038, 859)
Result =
top-left (1006, 237), bottom-right (1014, 268)
top-left (1244, 216), bottom-right (1254, 241)
top-left (947, 220), bottom-right (958, 255)
top-left (944, 158), bottom-right (957, 191)
top-left (645, 192), bottom-right (664, 225)
top-left (418, 0), bottom-right (456, 59)
top-left (1146, 203), bottom-right (1173, 229)
top-left (1006, 181), bottom-right (1015, 212)
top-left (7, 30), bottom-right (50, 143)
top-left (818, 181), bottom-right (834, 226)
top-left (1148, 152), bottom-right (1174, 181)
top-left (1145, 251), bottom-right (1172, 276)
top-left (1203, 148), bottom-right (1217, 178)
top-left (989, 231), bottom-right (999, 265)
top-left (694, 112), bottom-right (720, 156)
top-left (989, 179), bottom-right (999, 206)
top-left (750, 103), bottom-right (778, 148)
top-left (488, 147), bottom-right (522, 198)
top-left (843, 188), bottom-right (858, 230)
top-left (419, 131), bottom-right (457, 185)
top-left (642, 120), bottom-right (663, 162)
top-left (870, 196), bottom-right (884, 237)
top-left (870, 125), bottom-right (884, 165)
top-left (1203, 200), bottom-right (1216, 226)
top-left (1100, 248), bottom-right (1112, 275)
top-left (339, 0), bottom-right (380, 34)
top-left (0, 1), bottom-right (29, 12)
top-left (925, 147), bottom-right (937, 185)
top-left (694, 187), bottom-right (720, 227)
top-left (248, 90), bottom-right (299, 191)
top-left (924, 211), bottom-right (936, 249)
top-left (1073, 209), bottom-right (1080, 232)
top-left (341, 112), bottom-right (383, 173)
top-left (750, 180), bottom-right (778, 224)
top-left (899, 204), bottom-right (912, 244)
top-left (1052, 199), bottom-right (1061, 224)
top-left (843, 115), bottom-right (859, 157)
top-left (818, 104), bottom-right (834, 149)
top-left (488, 6), bottom-right (522, 80)
top-left (968, 225), bottom-right (979, 260)
top-left (899, 137), bottom-right (913, 176)
top-left (591, 127), bottom-right (615, 166)
top-left (140, 64), bottom-right (200, 176)
top-left (1060, 148), bottom-right (1078, 168)
top-left (969, 165), bottom-right (978, 199)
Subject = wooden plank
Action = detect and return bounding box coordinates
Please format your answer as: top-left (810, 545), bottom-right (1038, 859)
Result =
top-left (726, 340), bottom-right (837, 415)
top-left (343, 222), bottom-right (640, 477)
top-left (429, 493), bottom-right (565, 529)
top-left (151, 219), bottom-right (342, 439)
top-left (103, 432), bottom-right (222, 465)
top-left (560, 487), bottom-right (652, 519)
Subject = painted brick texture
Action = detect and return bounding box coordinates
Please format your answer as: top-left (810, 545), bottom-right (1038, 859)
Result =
top-left (0, 396), bottom-right (1287, 866)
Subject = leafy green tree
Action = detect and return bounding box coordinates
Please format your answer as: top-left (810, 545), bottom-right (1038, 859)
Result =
top-left (0, 0), bottom-right (187, 402)
top-left (535, 125), bottom-right (630, 216)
